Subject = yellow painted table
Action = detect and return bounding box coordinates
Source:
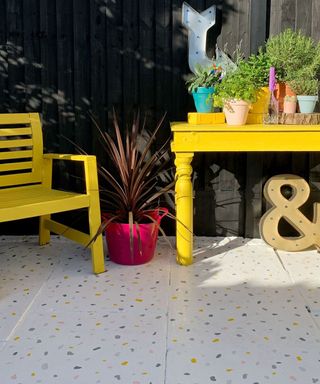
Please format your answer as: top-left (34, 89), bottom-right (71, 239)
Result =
top-left (171, 121), bottom-right (320, 265)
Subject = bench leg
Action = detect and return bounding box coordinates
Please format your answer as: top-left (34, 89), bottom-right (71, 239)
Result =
top-left (88, 205), bottom-right (105, 274)
top-left (39, 214), bottom-right (51, 245)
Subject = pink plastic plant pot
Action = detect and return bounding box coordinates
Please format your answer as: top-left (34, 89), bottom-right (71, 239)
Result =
top-left (104, 208), bottom-right (168, 265)
top-left (283, 100), bottom-right (297, 113)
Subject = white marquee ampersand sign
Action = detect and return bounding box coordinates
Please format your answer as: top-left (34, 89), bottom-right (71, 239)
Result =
top-left (259, 174), bottom-right (320, 251)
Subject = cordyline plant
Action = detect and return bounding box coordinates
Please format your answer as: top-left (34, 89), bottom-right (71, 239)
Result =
top-left (89, 110), bottom-right (176, 243)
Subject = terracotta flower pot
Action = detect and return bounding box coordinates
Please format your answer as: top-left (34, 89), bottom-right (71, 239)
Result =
top-left (223, 100), bottom-right (250, 126)
top-left (274, 82), bottom-right (296, 112)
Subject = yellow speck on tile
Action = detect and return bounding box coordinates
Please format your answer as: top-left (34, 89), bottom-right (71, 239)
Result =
top-left (226, 368), bottom-right (233, 373)
top-left (171, 296), bottom-right (178, 300)
top-left (64, 301), bottom-right (70, 305)
top-left (64, 275), bottom-right (69, 279)
top-left (272, 371), bottom-right (277, 375)
top-left (142, 371), bottom-right (148, 375)
top-left (95, 292), bottom-right (102, 296)
top-left (236, 306), bottom-right (241, 309)
top-left (96, 322), bottom-right (101, 327)
top-left (122, 342), bottom-right (128, 346)
top-left (31, 372), bottom-right (36, 377)
top-left (293, 322), bottom-right (299, 326)
top-left (27, 352), bottom-right (32, 357)
top-left (135, 298), bottom-right (143, 302)
top-left (227, 318), bottom-right (235, 322)
top-left (121, 361), bottom-right (128, 366)
top-left (264, 336), bottom-right (269, 341)
top-left (296, 355), bottom-right (302, 361)
top-left (172, 338), bottom-right (178, 343)
top-left (14, 336), bottom-right (20, 341)
top-left (11, 312), bottom-right (16, 316)
top-left (191, 358), bottom-right (197, 363)
top-left (211, 338), bottom-right (220, 343)
top-left (51, 314), bottom-right (57, 318)
top-left (23, 288), bottom-right (29, 292)
top-left (245, 352), bottom-right (251, 355)
top-left (55, 327), bottom-right (60, 331)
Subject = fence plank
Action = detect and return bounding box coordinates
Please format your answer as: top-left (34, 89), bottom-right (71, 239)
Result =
top-left (0, 0), bottom-right (8, 112)
top-left (39, 0), bottom-right (59, 152)
top-left (311, 0), bottom-right (320, 41)
top-left (56, 0), bottom-right (74, 153)
top-left (73, 0), bottom-right (91, 152)
top-left (105, 0), bottom-right (123, 119)
top-left (23, 0), bottom-right (41, 115)
top-left (122, 0), bottom-right (139, 119)
top-left (6, 0), bottom-right (25, 111)
top-left (89, 1), bottom-right (107, 156)
top-left (296, 0), bottom-right (312, 35)
top-left (250, 0), bottom-right (267, 52)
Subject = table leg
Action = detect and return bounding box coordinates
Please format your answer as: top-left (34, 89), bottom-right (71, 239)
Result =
top-left (174, 152), bottom-right (194, 265)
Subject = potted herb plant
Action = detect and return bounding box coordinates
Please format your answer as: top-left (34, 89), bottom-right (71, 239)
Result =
top-left (289, 75), bottom-right (319, 113)
top-left (213, 68), bottom-right (258, 125)
top-left (265, 29), bottom-right (319, 111)
top-left (186, 63), bottom-right (222, 113)
top-left (237, 48), bottom-right (271, 114)
top-left (90, 112), bottom-right (174, 265)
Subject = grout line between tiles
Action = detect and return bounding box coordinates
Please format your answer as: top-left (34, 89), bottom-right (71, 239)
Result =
top-left (4, 261), bottom-right (58, 342)
top-left (163, 249), bottom-right (173, 384)
top-left (275, 248), bottom-right (320, 332)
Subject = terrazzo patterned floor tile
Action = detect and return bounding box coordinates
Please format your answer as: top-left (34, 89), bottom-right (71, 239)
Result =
top-left (1, 236), bottom-right (320, 383)
top-left (167, 238), bottom-right (320, 384)
top-left (0, 237), bottom-right (63, 341)
top-left (277, 249), bottom-right (320, 328)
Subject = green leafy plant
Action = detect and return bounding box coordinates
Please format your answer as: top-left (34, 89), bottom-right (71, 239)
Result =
top-left (185, 63), bottom-right (222, 93)
top-left (266, 28), bottom-right (318, 82)
top-left (289, 77), bottom-right (319, 95)
top-left (288, 64), bottom-right (319, 95)
top-left (237, 48), bottom-right (271, 88)
top-left (213, 68), bottom-right (258, 108)
top-left (284, 95), bottom-right (297, 102)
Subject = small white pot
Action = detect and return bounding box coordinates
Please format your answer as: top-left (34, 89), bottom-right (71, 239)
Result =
top-left (297, 95), bottom-right (318, 113)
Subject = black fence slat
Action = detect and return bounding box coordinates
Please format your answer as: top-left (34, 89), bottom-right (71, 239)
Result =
top-left (73, 0), bottom-right (91, 152)
top-left (39, 0), bottom-right (59, 152)
top-left (6, 0), bottom-right (25, 112)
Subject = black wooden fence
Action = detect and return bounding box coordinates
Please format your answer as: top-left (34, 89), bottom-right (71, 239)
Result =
top-left (1, 0), bottom-right (320, 237)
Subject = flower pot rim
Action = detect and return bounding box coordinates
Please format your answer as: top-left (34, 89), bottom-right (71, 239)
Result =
top-left (192, 86), bottom-right (215, 94)
top-left (297, 94), bottom-right (318, 99)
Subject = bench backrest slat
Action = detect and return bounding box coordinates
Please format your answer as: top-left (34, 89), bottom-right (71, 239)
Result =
top-left (0, 113), bottom-right (43, 188)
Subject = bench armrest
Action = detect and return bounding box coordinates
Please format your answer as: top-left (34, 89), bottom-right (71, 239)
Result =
top-left (43, 153), bottom-right (96, 162)
top-left (42, 154), bottom-right (99, 193)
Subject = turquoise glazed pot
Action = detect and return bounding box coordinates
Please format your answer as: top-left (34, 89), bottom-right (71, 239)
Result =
top-left (192, 87), bottom-right (214, 113)
top-left (297, 95), bottom-right (318, 113)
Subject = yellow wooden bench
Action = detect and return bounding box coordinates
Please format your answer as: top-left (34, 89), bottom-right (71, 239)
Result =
top-left (0, 113), bottom-right (105, 274)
